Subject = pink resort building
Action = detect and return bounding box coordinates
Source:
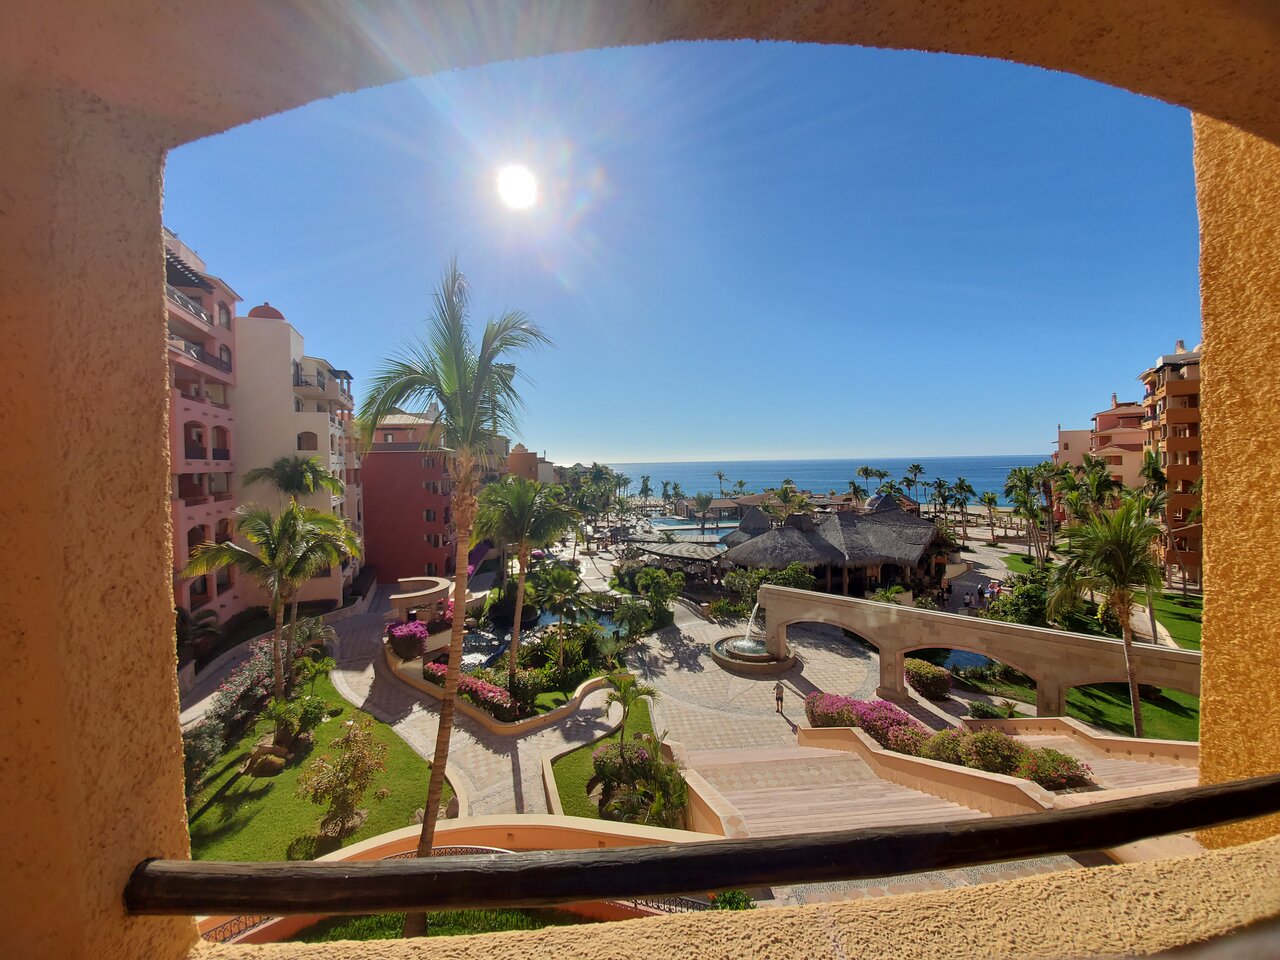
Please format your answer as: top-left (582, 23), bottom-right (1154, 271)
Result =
top-left (166, 227), bottom-right (246, 619)
top-left (1089, 393), bottom-right (1147, 487)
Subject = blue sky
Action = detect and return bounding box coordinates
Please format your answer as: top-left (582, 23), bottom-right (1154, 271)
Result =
top-left (164, 41), bottom-right (1200, 465)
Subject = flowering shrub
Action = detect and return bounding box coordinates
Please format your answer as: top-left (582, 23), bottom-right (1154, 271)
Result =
top-left (387, 620), bottom-right (431, 660)
top-left (422, 662), bottom-right (520, 721)
top-left (424, 600), bottom-right (455, 635)
top-left (848, 699), bottom-right (926, 747)
top-left (590, 740), bottom-right (653, 785)
top-left (804, 692), bottom-right (859, 727)
top-left (959, 730), bottom-right (1029, 776)
top-left (207, 632), bottom-right (310, 734)
top-left (919, 729), bottom-right (971, 766)
top-left (886, 724), bottom-right (929, 757)
top-left (1014, 747), bottom-right (1092, 790)
top-left (904, 658), bottom-right (952, 700)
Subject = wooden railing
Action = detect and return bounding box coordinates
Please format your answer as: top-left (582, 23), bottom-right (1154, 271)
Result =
top-left (126, 774), bottom-right (1280, 918)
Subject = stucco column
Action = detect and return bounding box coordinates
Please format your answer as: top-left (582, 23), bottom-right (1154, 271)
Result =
top-left (0, 84), bottom-right (195, 959)
top-left (1035, 680), bottom-right (1066, 718)
top-left (876, 647), bottom-right (908, 702)
top-left (1192, 116), bottom-right (1280, 847)
top-left (765, 612), bottom-right (787, 660)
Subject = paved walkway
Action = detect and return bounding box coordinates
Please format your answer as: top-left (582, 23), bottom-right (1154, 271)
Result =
top-left (328, 587), bottom-right (620, 816)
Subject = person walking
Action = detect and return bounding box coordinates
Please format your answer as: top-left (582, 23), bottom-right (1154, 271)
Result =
top-left (774, 681), bottom-right (785, 714)
top-left (963, 592), bottom-right (973, 612)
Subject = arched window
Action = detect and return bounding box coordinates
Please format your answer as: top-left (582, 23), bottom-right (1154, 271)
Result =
top-left (218, 345), bottom-right (232, 369)
top-left (297, 431), bottom-right (318, 451)
top-left (217, 302), bottom-right (231, 329)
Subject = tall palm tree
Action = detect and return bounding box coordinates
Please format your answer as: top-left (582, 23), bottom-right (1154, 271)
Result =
top-left (714, 470), bottom-right (727, 497)
top-left (1032, 460), bottom-right (1069, 549)
top-left (670, 482), bottom-right (684, 511)
top-left (979, 491), bottom-right (1000, 542)
top-left (1139, 449), bottom-right (1167, 495)
top-left (847, 479), bottom-right (868, 503)
top-left (931, 478), bottom-right (952, 525)
top-left (356, 260), bottom-right (548, 921)
top-left (952, 477), bottom-right (976, 543)
top-left (537, 564), bottom-right (589, 670)
top-left (638, 475), bottom-right (653, 502)
top-left (906, 463), bottom-right (925, 504)
top-left (475, 477), bottom-right (577, 691)
top-left (856, 465), bottom-right (875, 499)
top-left (243, 454), bottom-right (344, 499)
top-left (732, 479), bottom-right (748, 497)
top-left (1004, 467), bottom-right (1043, 561)
top-left (184, 503), bottom-right (356, 698)
top-left (175, 605), bottom-right (221, 659)
top-left (603, 673), bottom-right (659, 747)
top-left (1080, 467), bottom-right (1122, 513)
top-left (660, 480), bottom-right (671, 512)
top-left (1049, 501), bottom-right (1163, 737)
top-left (692, 491), bottom-right (715, 534)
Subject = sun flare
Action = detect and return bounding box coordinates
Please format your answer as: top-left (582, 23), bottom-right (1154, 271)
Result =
top-left (496, 164), bottom-right (538, 210)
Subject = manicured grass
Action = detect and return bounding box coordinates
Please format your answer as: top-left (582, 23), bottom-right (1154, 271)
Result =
top-left (1152, 592), bottom-right (1203, 650)
top-left (551, 698), bottom-right (653, 820)
top-left (1001, 554), bottom-right (1055, 577)
top-left (188, 673), bottom-right (450, 861)
top-left (294, 908), bottom-right (586, 942)
top-left (955, 675), bottom-right (1199, 741)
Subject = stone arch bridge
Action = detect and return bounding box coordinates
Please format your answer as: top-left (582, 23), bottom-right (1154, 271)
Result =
top-left (760, 585), bottom-right (1201, 717)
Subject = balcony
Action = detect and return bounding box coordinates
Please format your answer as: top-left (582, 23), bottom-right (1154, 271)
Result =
top-left (165, 283), bottom-right (212, 325)
top-left (1166, 406), bottom-right (1200, 425)
top-left (184, 444), bottom-right (207, 460)
top-left (212, 447), bottom-right (231, 460)
top-left (168, 336), bottom-right (232, 374)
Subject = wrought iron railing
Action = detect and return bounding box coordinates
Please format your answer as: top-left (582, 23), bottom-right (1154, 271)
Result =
top-left (211, 448), bottom-right (230, 460)
top-left (184, 445), bottom-right (207, 460)
top-left (166, 284), bottom-right (212, 325)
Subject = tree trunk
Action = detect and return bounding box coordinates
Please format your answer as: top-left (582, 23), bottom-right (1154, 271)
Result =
top-left (1120, 617), bottom-right (1145, 739)
top-left (1147, 592), bottom-right (1159, 646)
top-left (270, 602), bottom-right (286, 699)
top-left (405, 463), bottom-right (475, 938)
top-left (508, 547), bottom-right (529, 692)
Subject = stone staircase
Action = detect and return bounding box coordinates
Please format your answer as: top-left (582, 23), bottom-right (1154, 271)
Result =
top-left (685, 745), bottom-right (987, 837)
top-left (1013, 735), bottom-right (1198, 792)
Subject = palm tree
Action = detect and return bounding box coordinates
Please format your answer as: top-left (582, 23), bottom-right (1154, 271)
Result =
top-left (356, 260), bottom-right (548, 918)
top-left (475, 477), bottom-right (577, 691)
top-left (692, 491), bottom-right (715, 534)
top-left (670, 482), bottom-right (684, 512)
top-left (872, 468), bottom-right (891, 490)
top-left (660, 480), bottom-right (671, 511)
top-left (603, 673), bottom-right (659, 747)
top-left (1004, 467), bottom-right (1043, 561)
top-left (174, 605), bottom-right (221, 659)
top-left (638, 475), bottom-right (653, 502)
top-left (184, 503), bottom-right (355, 698)
top-left (537, 564), bottom-right (589, 670)
top-left (931, 478), bottom-right (952, 525)
top-left (1080, 467), bottom-right (1122, 513)
top-left (714, 470), bottom-right (727, 497)
top-left (979, 491), bottom-right (1000, 543)
top-left (1139, 450), bottom-right (1167, 495)
top-left (1049, 500), bottom-right (1163, 737)
top-left (847, 479), bottom-right (868, 503)
top-left (243, 454), bottom-right (344, 499)
top-left (952, 477), bottom-right (976, 543)
top-left (856, 465), bottom-right (875, 499)
top-left (732, 479), bottom-right (748, 497)
top-left (906, 463), bottom-right (925, 504)
top-left (877, 479), bottom-right (904, 498)
top-left (1033, 460), bottom-right (1069, 549)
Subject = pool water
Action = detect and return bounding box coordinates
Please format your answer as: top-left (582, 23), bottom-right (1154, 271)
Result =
top-left (460, 610), bottom-right (621, 672)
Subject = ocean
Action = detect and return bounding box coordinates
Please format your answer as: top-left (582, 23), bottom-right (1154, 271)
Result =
top-left (605, 456), bottom-right (1045, 506)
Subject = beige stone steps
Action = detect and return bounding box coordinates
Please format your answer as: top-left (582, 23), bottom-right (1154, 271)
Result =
top-left (1014, 734), bottom-right (1198, 791)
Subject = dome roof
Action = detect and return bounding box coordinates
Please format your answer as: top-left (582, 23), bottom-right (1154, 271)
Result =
top-left (247, 301), bottom-right (284, 319)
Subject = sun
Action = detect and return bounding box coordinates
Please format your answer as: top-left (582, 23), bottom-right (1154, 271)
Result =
top-left (496, 164), bottom-right (538, 210)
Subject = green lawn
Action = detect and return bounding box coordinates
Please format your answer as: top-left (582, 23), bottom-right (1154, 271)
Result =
top-left (956, 675), bottom-right (1199, 741)
top-left (294, 908), bottom-right (587, 942)
top-left (188, 673), bottom-right (450, 861)
top-left (1001, 553), bottom-right (1055, 577)
top-left (1152, 592), bottom-right (1203, 650)
top-left (551, 699), bottom-right (653, 820)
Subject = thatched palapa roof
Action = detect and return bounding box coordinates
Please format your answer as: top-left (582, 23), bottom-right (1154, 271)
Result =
top-left (722, 514), bottom-right (844, 569)
top-left (634, 541), bottom-right (724, 563)
top-left (719, 505), bottom-right (771, 547)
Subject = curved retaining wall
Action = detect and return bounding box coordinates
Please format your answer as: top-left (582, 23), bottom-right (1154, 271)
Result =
top-left (961, 716), bottom-right (1199, 767)
top-left (384, 642), bottom-right (612, 736)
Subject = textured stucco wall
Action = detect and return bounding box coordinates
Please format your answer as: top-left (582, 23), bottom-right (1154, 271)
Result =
top-left (0, 83), bottom-right (196, 957)
top-left (3, 3), bottom-right (1280, 960)
top-left (1192, 115), bottom-right (1280, 847)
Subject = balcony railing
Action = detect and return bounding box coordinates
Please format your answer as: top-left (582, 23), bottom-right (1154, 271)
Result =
top-left (165, 284), bottom-right (212, 325)
top-left (211, 448), bottom-right (230, 460)
top-left (184, 444), bottom-right (207, 460)
top-left (212, 491), bottom-right (234, 502)
top-left (293, 374), bottom-right (314, 387)
top-left (126, 773), bottom-right (1280, 919)
top-left (169, 337), bottom-right (232, 373)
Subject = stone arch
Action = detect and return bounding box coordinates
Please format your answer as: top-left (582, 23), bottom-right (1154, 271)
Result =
top-left (898, 642), bottom-right (1042, 684)
top-left (297, 431), bottom-right (318, 451)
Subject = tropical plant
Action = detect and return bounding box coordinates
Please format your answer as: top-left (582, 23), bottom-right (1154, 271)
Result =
top-left (635, 567), bottom-right (685, 619)
top-left (1049, 500), bottom-right (1163, 737)
top-left (856, 465), bottom-right (876, 499)
top-left (184, 503), bottom-right (358, 698)
top-left (660, 480), bottom-right (671, 511)
top-left (692, 491), bottom-right (715, 534)
top-left (296, 715), bottom-right (388, 837)
top-left (536, 564), bottom-right (589, 670)
top-left (175, 605), bottom-right (221, 659)
top-left (290, 617), bottom-right (339, 656)
top-left (952, 477), bottom-right (976, 543)
top-left (356, 260), bottom-right (548, 926)
top-left (732, 479), bottom-right (748, 496)
top-left (638, 475), bottom-right (653, 501)
top-left (708, 890), bottom-right (756, 910)
top-left (847, 479), bottom-right (868, 502)
top-left (870, 584), bottom-right (906, 604)
top-left (1139, 449), bottom-right (1167, 495)
top-left (714, 470), bottom-right (727, 497)
top-left (931, 477), bottom-right (952, 525)
top-left (614, 597), bottom-right (654, 639)
top-left (603, 673), bottom-right (659, 746)
top-left (296, 654), bottom-right (337, 696)
top-left (979, 491), bottom-right (1000, 542)
top-left (905, 463), bottom-right (925, 504)
top-left (1004, 467), bottom-right (1044, 562)
top-left (475, 477), bottom-right (577, 690)
top-left (243, 454), bottom-right (344, 498)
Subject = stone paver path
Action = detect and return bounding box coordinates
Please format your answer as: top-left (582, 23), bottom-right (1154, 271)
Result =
top-left (329, 587), bottom-right (620, 816)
